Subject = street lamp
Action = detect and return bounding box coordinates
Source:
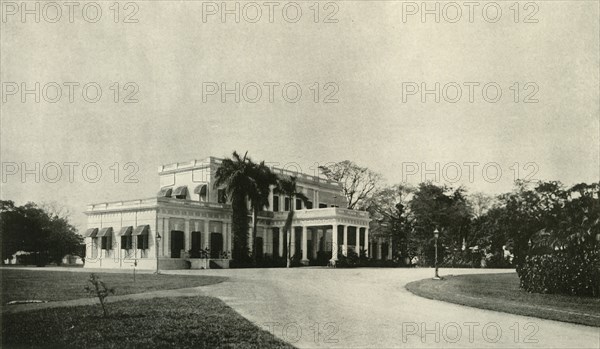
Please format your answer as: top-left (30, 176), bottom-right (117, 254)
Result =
top-left (155, 232), bottom-right (162, 275)
top-left (433, 228), bottom-right (440, 280)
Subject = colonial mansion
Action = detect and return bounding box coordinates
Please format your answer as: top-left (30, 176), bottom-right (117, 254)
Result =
top-left (84, 157), bottom-right (393, 269)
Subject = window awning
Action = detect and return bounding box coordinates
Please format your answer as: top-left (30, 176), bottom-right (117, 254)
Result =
top-left (172, 185), bottom-right (188, 197)
top-left (84, 228), bottom-right (98, 238)
top-left (118, 226), bottom-right (133, 236)
top-left (97, 227), bottom-right (113, 237)
top-left (132, 225), bottom-right (149, 236)
top-left (157, 187), bottom-right (173, 197)
top-left (193, 184), bottom-right (208, 195)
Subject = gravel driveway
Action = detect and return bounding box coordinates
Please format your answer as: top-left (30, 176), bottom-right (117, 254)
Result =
top-left (166, 267), bottom-right (599, 349)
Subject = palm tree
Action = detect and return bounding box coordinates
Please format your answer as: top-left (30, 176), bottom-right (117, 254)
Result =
top-left (275, 176), bottom-right (309, 268)
top-left (214, 151), bottom-right (255, 263)
top-left (247, 161), bottom-right (278, 263)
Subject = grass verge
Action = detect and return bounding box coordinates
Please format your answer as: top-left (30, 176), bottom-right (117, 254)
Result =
top-left (2, 295), bottom-right (294, 348)
top-left (1, 268), bottom-right (226, 304)
top-left (406, 273), bottom-right (600, 327)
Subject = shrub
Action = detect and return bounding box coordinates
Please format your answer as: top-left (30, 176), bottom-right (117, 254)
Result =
top-left (84, 274), bottom-right (115, 317)
top-left (517, 248), bottom-right (600, 297)
top-left (336, 250), bottom-right (360, 268)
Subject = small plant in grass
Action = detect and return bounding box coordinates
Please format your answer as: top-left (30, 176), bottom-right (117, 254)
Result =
top-left (84, 273), bottom-right (115, 317)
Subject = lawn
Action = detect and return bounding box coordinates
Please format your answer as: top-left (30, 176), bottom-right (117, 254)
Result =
top-left (406, 273), bottom-right (600, 327)
top-left (1, 268), bottom-right (227, 304)
top-left (2, 296), bottom-right (295, 349)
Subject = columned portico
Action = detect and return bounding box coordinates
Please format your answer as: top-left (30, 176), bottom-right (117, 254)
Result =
top-left (355, 227), bottom-right (361, 255)
top-left (278, 228), bottom-right (284, 257)
top-left (301, 225), bottom-right (308, 265)
top-left (204, 220), bottom-right (210, 250)
top-left (331, 223), bottom-right (338, 263)
top-left (364, 228), bottom-right (369, 257)
top-left (290, 226), bottom-right (296, 258)
top-left (342, 225), bottom-right (348, 256)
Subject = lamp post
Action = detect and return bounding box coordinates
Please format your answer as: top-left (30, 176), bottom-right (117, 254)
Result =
top-left (433, 228), bottom-right (440, 280)
top-left (155, 232), bottom-right (162, 275)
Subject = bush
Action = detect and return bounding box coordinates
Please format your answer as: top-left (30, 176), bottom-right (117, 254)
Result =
top-left (336, 250), bottom-right (360, 268)
top-left (517, 248), bottom-right (600, 297)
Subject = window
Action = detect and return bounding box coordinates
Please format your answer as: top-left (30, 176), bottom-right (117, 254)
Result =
top-left (101, 236), bottom-right (112, 250)
top-left (296, 198), bottom-right (302, 210)
top-left (284, 198), bottom-right (290, 211)
top-left (217, 189), bottom-right (227, 203)
top-left (137, 235), bottom-right (148, 250)
top-left (306, 201), bottom-right (313, 209)
top-left (319, 203), bottom-right (328, 208)
top-left (121, 235), bottom-right (133, 250)
top-left (273, 196), bottom-right (279, 212)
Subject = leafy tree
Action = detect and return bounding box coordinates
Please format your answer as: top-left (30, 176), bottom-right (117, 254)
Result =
top-left (214, 151), bottom-right (255, 264)
top-left (275, 176), bottom-right (309, 268)
top-left (247, 161), bottom-right (278, 262)
top-left (364, 184), bottom-right (415, 262)
top-left (0, 200), bottom-right (82, 266)
top-left (409, 182), bottom-right (472, 265)
top-left (468, 192), bottom-right (496, 218)
top-left (319, 160), bottom-right (382, 210)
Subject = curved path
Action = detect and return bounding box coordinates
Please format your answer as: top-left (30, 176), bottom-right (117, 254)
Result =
top-left (164, 268), bottom-right (598, 349)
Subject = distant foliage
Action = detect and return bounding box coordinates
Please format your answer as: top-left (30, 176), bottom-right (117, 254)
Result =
top-left (1, 200), bottom-right (83, 266)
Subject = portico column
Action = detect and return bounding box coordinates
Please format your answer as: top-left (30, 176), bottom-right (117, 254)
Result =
top-left (355, 227), bottom-right (361, 255)
top-left (343, 225), bottom-right (348, 256)
top-left (377, 237), bottom-right (383, 260)
top-left (301, 226), bottom-right (308, 264)
top-left (290, 226), bottom-right (296, 257)
top-left (312, 228), bottom-right (319, 259)
top-left (184, 219), bottom-right (191, 253)
top-left (330, 224), bottom-right (338, 263)
top-left (263, 227), bottom-right (269, 256)
top-left (227, 221), bottom-right (233, 257)
top-left (204, 220), bottom-right (210, 250)
top-left (248, 227), bottom-right (253, 253)
top-left (388, 237), bottom-right (393, 260)
top-left (164, 217), bottom-right (170, 257)
top-left (278, 228), bottom-right (284, 257)
top-left (364, 228), bottom-right (369, 257)
top-left (222, 222), bottom-right (228, 254)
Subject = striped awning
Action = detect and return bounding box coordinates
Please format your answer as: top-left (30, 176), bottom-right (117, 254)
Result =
top-left (118, 226), bottom-right (133, 236)
top-left (172, 185), bottom-right (188, 197)
top-left (193, 184), bottom-right (207, 195)
top-left (132, 225), bottom-right (149, 236)
top-left (84, 228), bottom-right (98, 238)
top-left (157, 187), bottom-right (173, 197)
top-left (97, 227), bottom-right (113, 237)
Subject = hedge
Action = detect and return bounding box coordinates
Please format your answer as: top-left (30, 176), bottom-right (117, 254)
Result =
top-left (517, 248), bottom-right (600, 297)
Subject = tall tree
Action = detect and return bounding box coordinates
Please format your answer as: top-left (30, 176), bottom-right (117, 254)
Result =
top-left (247, 161), bottom-right (278, 262)
top-left (319, 161), bottom-right (382, 210)
top-left (214, 151), bottom-right (255, 263)
top-left (365, 184), bottom-right (415, 261)
top-left (468, 192), bottom-right (496, 218)
top-left (409, 182), bottom-right (472, 265)
top-left (275, 176), bottom-right (309, 268)
top-left (0, 200), bottom-right (82, 266)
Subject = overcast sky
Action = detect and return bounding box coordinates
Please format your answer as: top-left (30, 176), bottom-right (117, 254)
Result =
top-left (1, 0), bottom-right (598, 230)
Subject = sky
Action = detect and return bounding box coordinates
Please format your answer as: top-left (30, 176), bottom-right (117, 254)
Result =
top-left (1, 0), bottom-right (599, 230)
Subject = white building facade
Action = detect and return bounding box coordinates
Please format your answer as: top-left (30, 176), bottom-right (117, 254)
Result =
top-left (84, 157), bottom-right (392, 270)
